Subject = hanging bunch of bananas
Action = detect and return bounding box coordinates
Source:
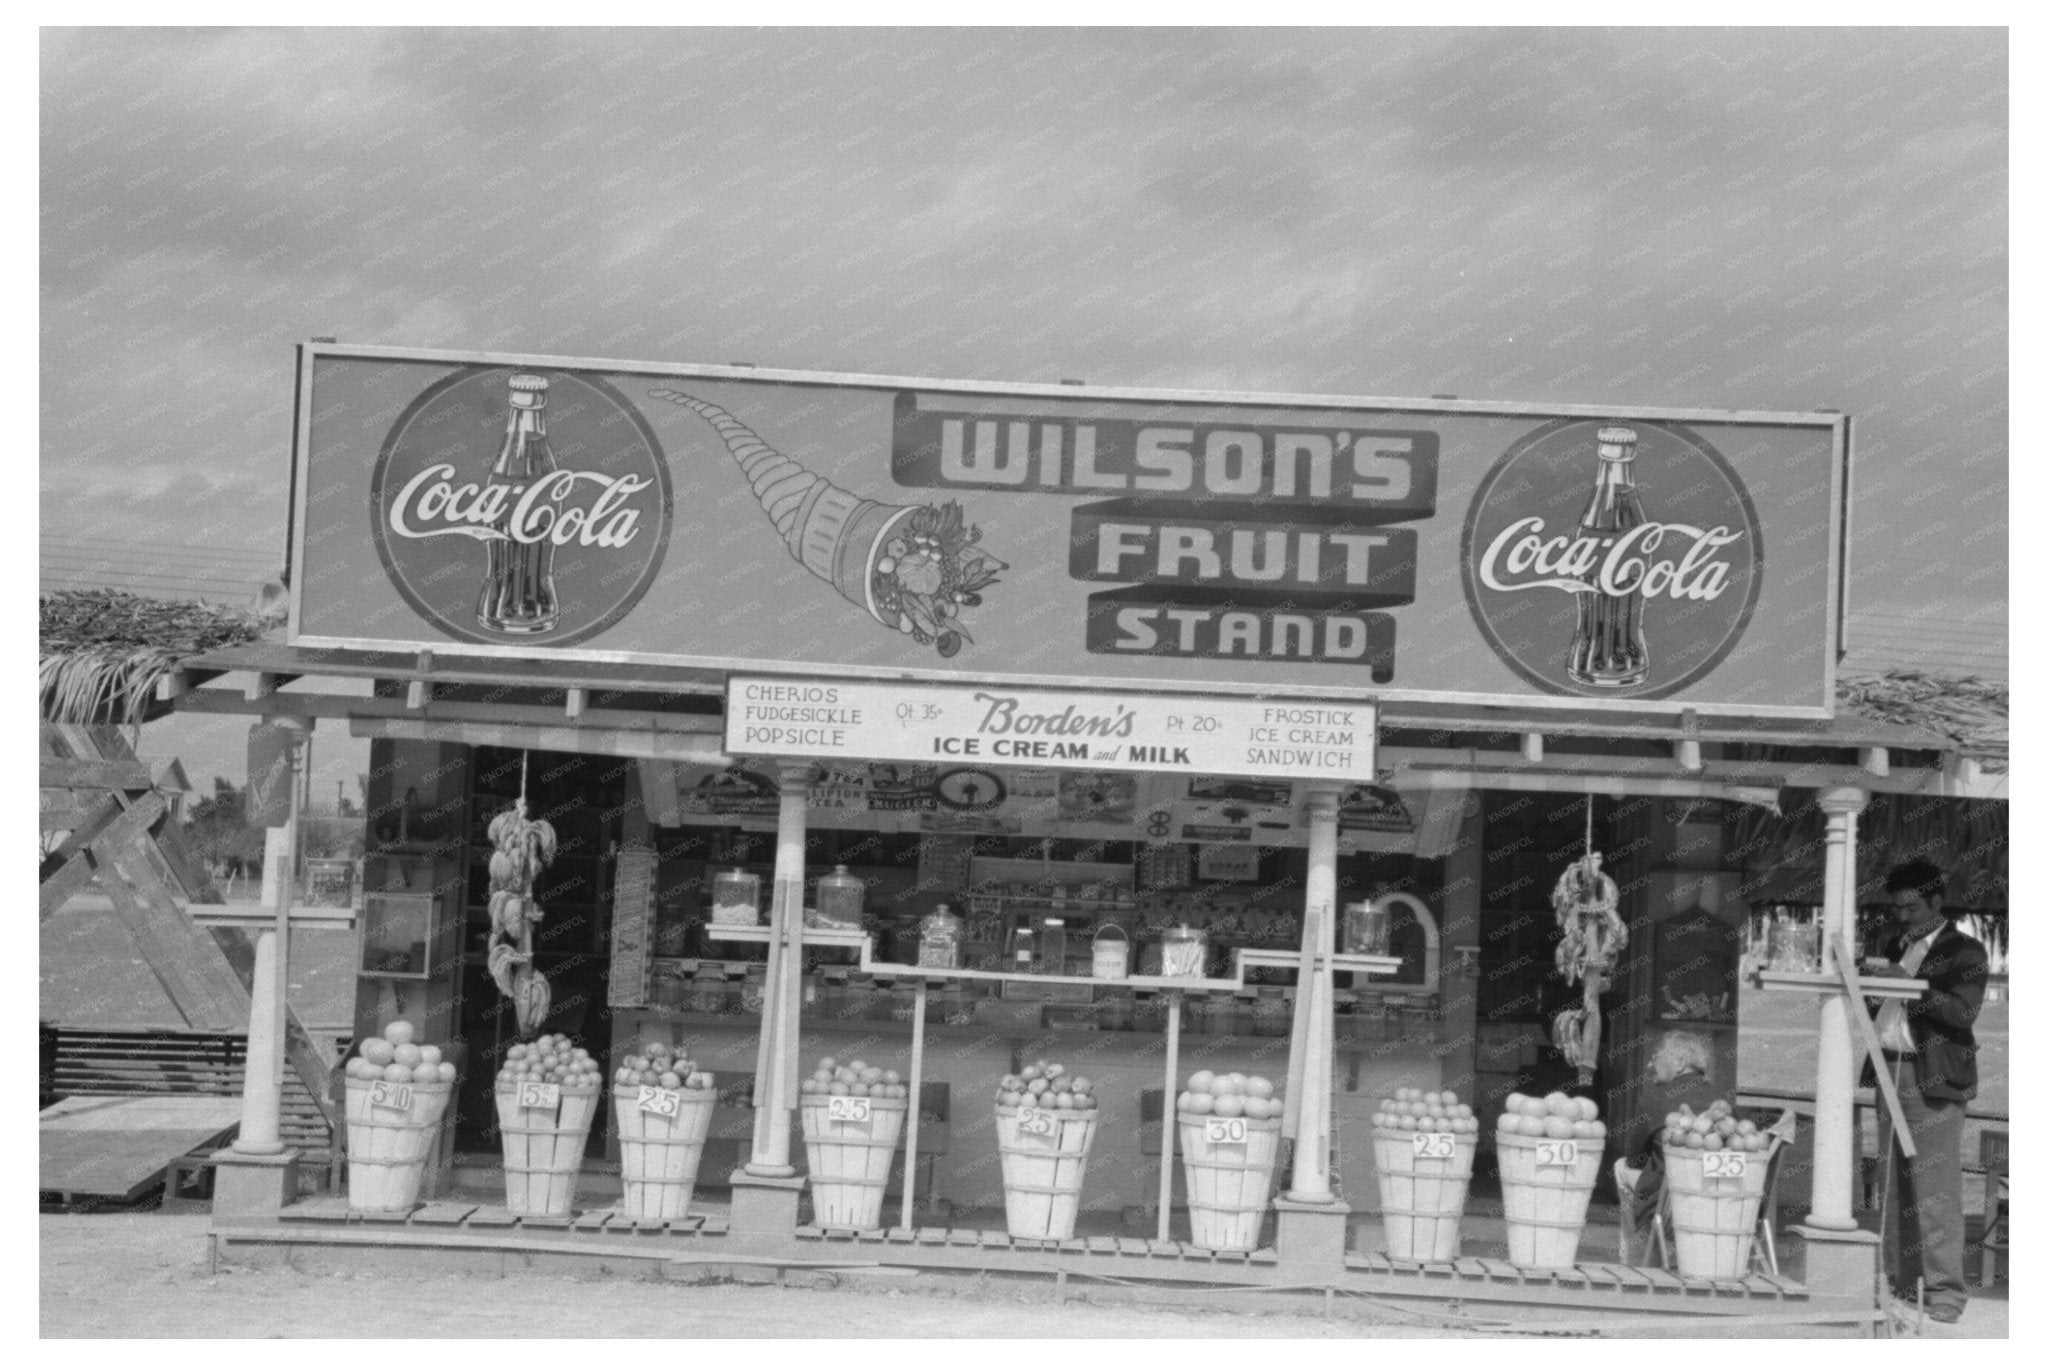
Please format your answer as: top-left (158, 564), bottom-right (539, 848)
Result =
top-left (1549, 849), bottom-right (1626, 1085)
top-left (485, 799), bottom-right (559, 1039)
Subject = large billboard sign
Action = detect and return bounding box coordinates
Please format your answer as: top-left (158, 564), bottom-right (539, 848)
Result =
top-left (291, 344), bottom-right (1847, 717)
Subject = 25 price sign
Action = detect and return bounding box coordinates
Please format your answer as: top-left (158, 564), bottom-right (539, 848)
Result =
top-left (1411, 1132), bottom-right (1455, 1160)
top-left (518, 1081), bottom-right (562, 1110)
top-left (370, 1080), bottom-right (414, 1111)
top-left (1535, 1140), bottom-right (1581, 1167)
top-left (1017, 1107), bottom-right (1058, 1139)
top-left (636, 1085), bottom-right (681, 1118)
top-left (827, 1096), bottom-right (873, 1124)
top-left (1702, 1150), bottom-right (1750, 1180)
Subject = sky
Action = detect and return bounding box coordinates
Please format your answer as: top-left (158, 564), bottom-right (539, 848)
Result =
top-left (39, 27), bottom-right (2009, 793)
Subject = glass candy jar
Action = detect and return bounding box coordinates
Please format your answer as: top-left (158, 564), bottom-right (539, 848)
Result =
top-left (1160, 924), bottom-right (1208, 978)
top-left (918, 904), bottom-right (965, 970)
top-left (810, 864), bottom-right (865, 931)
top-left (711, 868), bottom-right (762, 926)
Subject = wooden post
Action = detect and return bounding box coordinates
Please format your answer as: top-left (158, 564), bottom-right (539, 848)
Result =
top-left (1805, 785), bottom-right (1868, 1232)
top-left (1157, 991), bottom-right (1182, 1241)
top-left (902, 976), bottom-right (927, 1231)
top-left (746, 760), bottom-right (810, 1177)
top-left (1284, 784), bottom-right (1342, 1203)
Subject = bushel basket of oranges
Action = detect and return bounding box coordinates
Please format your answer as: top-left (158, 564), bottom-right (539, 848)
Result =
top-left (1175, 1071), bottom-right (1284, 1251)
top-left (1367, 1088), bottom-right (1479, 1261)
top-left (341, 1020), bottom-right (457, 1213)
top-left (1657, 1099), bottom-right (1788, 1280)
top-left (612, 1041), bottom-right (718, 1223)
top-left (993, 1060), bottom-right (1100, 1241)
top-left (798, 1056), bottom-right (909, 1231)
top-left (494, 1033), bottom-right (604, 1218)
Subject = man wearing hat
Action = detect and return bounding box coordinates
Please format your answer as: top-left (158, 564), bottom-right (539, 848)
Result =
top-left (1863, 858), bottom-right (1989, 1324)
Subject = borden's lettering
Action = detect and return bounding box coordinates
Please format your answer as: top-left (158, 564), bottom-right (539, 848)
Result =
top-left (974, 692), bottom-right (1137, 739)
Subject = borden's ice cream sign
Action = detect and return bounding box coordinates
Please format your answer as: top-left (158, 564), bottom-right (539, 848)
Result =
top-left (299, 345), bottom-right (1842, 717)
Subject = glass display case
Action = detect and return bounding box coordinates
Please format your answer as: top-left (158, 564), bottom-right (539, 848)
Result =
top-left (360, 892), bottom-right (436, 979)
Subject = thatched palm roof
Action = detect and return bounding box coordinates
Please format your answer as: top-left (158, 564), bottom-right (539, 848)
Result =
top-left (1732, 669), bottom-right (2010, 910)
top-left (1838, 670), bottom-right (2008, 767)
top-left (40, 588), bottom-right (271, 727)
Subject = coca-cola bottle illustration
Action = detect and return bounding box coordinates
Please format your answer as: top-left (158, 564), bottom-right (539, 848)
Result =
top-left (1567, 425), bottom-right (1650, 687)
top-left (475, 373), bottom-right (560, 636)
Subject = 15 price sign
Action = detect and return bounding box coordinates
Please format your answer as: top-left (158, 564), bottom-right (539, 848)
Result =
top-left (636, 1085), bottom-right (681, 1118)
top-left (827, 1096), bottom-right (873, 1124)
top-left (1702, 1150), bottom-right (1750, 1180)
top-left (518, 1081), bottom-right (562, 1110)
top-left (1535, 1140), bottom-right (1581, 1167)
top-left (1411, 1132), bottom-right (1455, 1160)
top-left (370, 1080), bottom-right (414, 1111)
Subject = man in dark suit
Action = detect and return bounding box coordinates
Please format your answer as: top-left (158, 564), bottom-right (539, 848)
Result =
top-left (1863, 858), bottom-right (1989, 1323)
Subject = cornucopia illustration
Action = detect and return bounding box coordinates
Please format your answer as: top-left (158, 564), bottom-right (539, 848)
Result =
top-left (649, 388), bottom-right (1006, 657)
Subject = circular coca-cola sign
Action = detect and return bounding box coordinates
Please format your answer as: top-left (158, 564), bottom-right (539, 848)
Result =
top-left (370, 367), bottom-right (672, 647)
top-left (1460, 419), bottom-right (1763, 700)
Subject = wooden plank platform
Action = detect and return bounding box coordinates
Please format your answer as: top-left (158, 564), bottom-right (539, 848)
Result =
top-left (41, 1095), bottom-right (241, 1199)
top-left (212, 1211), bottom-right (1829, 1322)
top-left (412, 1203), bottom-right (475, 1225)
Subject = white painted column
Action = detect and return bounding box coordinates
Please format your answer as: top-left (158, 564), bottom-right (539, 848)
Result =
top-left (1805, 785), bottom-right (1868, 1232)
top-left (746, 760), bottom-right (810, 1177)
top-left (236, 718), bottom-right (306, 1156)
top-left (1285, 783), bottom-right (1342, 1202)
top-left (230, 927), bottom-right (286, 1154)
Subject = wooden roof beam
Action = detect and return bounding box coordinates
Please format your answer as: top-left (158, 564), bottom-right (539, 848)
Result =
top-left (170, 684), bottom-right (723, 735)
top-left (153, 668), bottom-right (224, 703)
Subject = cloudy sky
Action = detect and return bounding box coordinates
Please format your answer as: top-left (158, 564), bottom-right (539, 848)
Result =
top-left (40, 26), bottom-right (2007, 790)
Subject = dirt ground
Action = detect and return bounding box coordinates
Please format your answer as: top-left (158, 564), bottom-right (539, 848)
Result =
top-left (41, 1211), bottom-right (2007, 1340)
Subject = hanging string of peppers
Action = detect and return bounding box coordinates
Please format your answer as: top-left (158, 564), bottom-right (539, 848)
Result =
top-left (1549, 798), bottom-right (1627, 1086)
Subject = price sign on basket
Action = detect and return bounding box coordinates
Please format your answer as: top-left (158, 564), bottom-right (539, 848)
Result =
top-left (1204, 1117), bottom-right (1249, 1146)
top-left (1412, 1131), bottom-right (1455, 1159)
top-left (1536, 1139), bottom-right (1580, 1167)
top-left (827, 1095), bottom-right (872, 1124)
top-left (636, 1085), bottom-right (681, 1118)
top-left (369, 1080), bottom-right (413, 1111)
top-left (1703, 1150), bottom-right (1750, 1180)
top-left (518, 1081), bottom-right (562, 1110)
top-left (1017, 1107), bottom-right (1057, 1139)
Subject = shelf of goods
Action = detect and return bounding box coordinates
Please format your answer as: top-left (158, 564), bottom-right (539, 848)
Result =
top-left (1752, 970), bottom-right (1927, 999)
top-left (701, 924), bottom-right (1402, 994)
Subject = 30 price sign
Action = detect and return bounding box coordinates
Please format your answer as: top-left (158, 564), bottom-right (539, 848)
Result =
top-left (1204, 1117), bottom-right (1249, 1146)
top-left (1703, 1150), bottom-right (1750, 1180)
top-left (636, 1085), bottom-right (681, 1118)
top-left (519, 1081), bottom-right (562, 1110)
top-left (370, 1081), bottom-right (413, 1111)
top-left (1535, 1140), bottom-right (1580, 1167)
top-left (1016, 1107), bottom-right (1057, 1139)
top-left (827, 1095), bottom-right (872, 1124)
top-left (1412, 1132), bottom-right (1455, 1160)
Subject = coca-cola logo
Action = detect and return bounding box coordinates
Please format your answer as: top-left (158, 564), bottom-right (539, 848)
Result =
top-left (370, 367), bottom-right (671, 647)
top-left (1460, 419), bottom-right (1762, 700)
